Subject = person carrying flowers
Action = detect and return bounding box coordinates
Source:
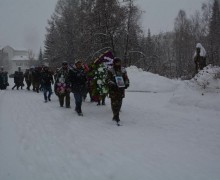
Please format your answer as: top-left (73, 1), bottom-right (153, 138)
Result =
top-left (54, 61), bottom-right (71, 108)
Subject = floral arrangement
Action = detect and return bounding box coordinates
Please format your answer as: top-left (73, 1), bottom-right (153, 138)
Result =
top-left (56, 82), bottom-right (71, 95)
top-left (88, 63), bottom-right (108, 101)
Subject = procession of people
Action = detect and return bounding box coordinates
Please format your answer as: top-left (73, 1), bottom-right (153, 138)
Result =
top-left (0, 43), bottom-right (209, 125)
top-left (0, 55), bottom-right (130, 125)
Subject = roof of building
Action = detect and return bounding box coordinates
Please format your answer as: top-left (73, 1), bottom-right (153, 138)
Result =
top-left (3, 45), bottom-right (28, 51)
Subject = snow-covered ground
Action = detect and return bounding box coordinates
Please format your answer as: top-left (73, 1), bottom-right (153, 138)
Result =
top-left (0, 66), bottom-right (220, 180)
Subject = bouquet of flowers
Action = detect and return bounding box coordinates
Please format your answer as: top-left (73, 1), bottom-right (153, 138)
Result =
top-left (56, 82), bottom-right (71, 95)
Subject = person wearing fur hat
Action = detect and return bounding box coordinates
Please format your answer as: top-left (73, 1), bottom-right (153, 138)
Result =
top-left (69, 59), bottom-right (87, 116)
top-left (193, 43), bottom-right (207, 74)
top-left (107, 57), bottom-right (129, 125)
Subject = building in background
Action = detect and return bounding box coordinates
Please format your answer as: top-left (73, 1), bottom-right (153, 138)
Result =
top-left (0, 48), bottom-right (9, 70)
top-left (1, 46), bottom-right (37, 74)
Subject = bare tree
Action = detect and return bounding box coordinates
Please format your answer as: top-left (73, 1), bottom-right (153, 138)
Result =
top-left (28, 49), bottom-right (36, 67)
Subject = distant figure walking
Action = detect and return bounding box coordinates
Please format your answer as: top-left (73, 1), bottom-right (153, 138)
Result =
top-left (193, 43), bottom-right (207, 74)
top-left (12, 67), bottom-right (24, 90)
top-left (24, 68), bottom-right (32, 90)
top-left (0, 66), bottom-right (9, 90)
top-left (41, 66), bottom-right (54, 102)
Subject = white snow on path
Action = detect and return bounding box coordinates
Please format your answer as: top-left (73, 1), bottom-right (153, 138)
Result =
top-left (0, 67), bottom-right (220, 180)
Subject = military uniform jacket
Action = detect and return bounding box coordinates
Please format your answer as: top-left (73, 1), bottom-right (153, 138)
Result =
top-left (107, 66), bottom-right (129, 99)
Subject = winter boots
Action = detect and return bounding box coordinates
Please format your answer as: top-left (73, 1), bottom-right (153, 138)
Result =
top-left (112, 114), bottom-right (120, 122)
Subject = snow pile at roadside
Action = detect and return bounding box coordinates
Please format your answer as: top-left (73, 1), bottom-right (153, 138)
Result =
top-left (169, 65), bottom-right (220, 111)
top-left (126, 66), bottom-right (180, 93)
top-left (189, 65), bottom-right (220, 93)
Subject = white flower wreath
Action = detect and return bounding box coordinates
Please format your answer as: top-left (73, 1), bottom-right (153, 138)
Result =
top-left (97, 79), bottom-right (102, 85)
top-left (98, 67), bottom-right (104, 72)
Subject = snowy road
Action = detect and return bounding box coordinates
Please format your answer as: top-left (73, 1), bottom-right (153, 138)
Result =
top-left (0, 78), bottom-right (220, 180)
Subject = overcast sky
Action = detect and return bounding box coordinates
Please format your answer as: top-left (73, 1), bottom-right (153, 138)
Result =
top-left (0, 0), bottom-right (207, 54)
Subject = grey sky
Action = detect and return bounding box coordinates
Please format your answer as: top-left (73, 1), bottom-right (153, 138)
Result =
top-left (0, 0), bottom-right (207, 54)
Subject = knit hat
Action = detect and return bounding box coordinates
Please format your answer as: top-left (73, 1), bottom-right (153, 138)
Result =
top-left (62, 61), bottom-right (68, 65)
top-left (113, 57), bottom-right (121, 64)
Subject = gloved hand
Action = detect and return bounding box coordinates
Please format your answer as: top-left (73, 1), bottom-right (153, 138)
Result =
top-left (109, 81), bottom-right (116, 87)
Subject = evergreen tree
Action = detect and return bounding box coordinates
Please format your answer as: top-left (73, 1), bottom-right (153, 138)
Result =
top-left (44, 18), bottom-right (60, 67)
top-left (146, 29), bottom-right (155, 71)
top-left (208, 0), bottom-right (220, 65)
top-left (38, 48), bottom-right (44, 64)
top-left (173, 10), bottom-right (194, 78)
top-left (44, 0), bottom-right (143, 67)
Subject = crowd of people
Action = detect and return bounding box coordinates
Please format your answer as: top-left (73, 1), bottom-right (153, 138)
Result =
top-left (0, 57), bottom-right (130, 125)
top-left (0, 43), bottom-right (208, 124)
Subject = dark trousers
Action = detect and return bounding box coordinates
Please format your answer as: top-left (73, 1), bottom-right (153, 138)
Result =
top-left (97, 96), bottom-right (106, 105)
top-left (33, 81), bottom-right (40, 93)
top-left (110, 97), bottom-right (123, 117)
top-left (26, 80), bottom-right (31, 90)
top-left (74, 92), bottom-right (83, 113)
top-left (58, 93), bottom-right (70, 107)
top-left (12, 83), bottom-right (23, 90)
top-left (43, 85), bottom-right (52, 101)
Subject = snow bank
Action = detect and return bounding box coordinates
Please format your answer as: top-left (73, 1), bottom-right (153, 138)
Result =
top-left (126, 66), bottom-right (180, 93)
top-left (169, 65), bottom-right (220, 111)
top-left (169, 85), bottom-right (220, 111)
top-left (189, 65), bottom-right (220, 93)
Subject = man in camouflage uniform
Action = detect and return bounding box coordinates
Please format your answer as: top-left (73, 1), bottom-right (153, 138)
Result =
top-left (107, 57), bottom-right (129, 124)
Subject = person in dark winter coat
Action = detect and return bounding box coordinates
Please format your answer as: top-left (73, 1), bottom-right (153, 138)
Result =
top-left (32, 67), bottom-right (42, 93)
top-left (0, 66), bottom-right (9, 90)
top-left (107, 57), bottom-right (129, 124)
top-left (24, 68), bottom-right (32, 90)
top-left (53, 68), bottom-right (60, 96)
top-left (12, 67), bottom-right (24, 90)
top-left (41, 66), bottom-right (54, 102)
top-left (55, 61), bottom-right (71, 108)
top-left (69, 60), bottom-right (87, 116)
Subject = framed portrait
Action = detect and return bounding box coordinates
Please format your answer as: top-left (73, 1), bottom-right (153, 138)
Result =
top-left (115, 76), bottom-right (125, 88)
